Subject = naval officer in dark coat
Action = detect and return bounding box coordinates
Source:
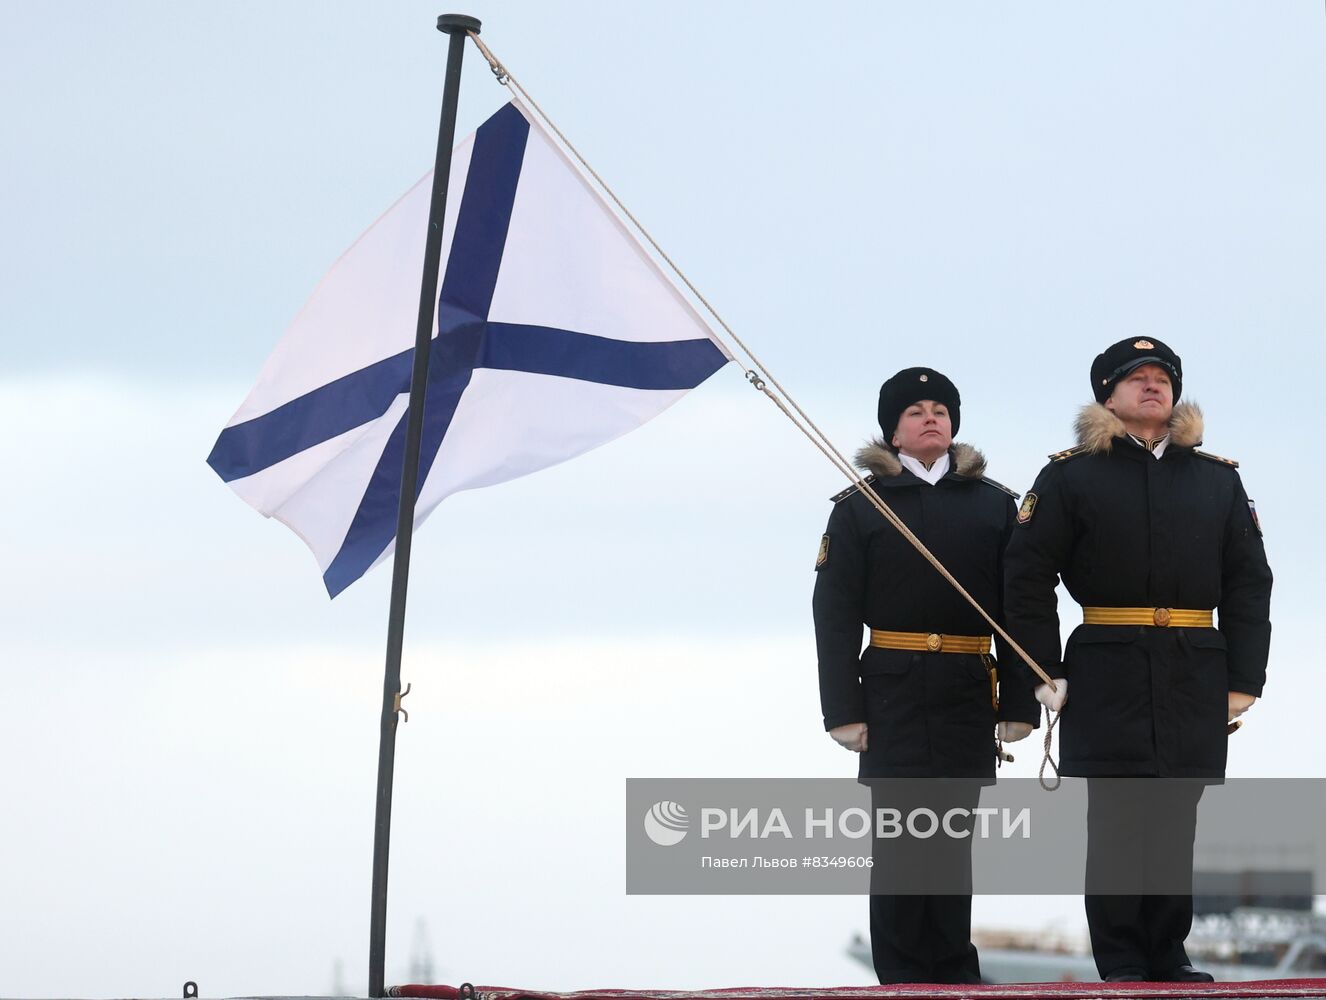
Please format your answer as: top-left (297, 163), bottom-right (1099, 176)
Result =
top-left (813, 367), bottom-right (1038, 984)
top-left (1004, 337), bottom-right (1272, 982)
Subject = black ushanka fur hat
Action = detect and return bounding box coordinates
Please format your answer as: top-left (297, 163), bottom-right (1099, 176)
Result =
top-left (877, 367), bottom-right (961, 438)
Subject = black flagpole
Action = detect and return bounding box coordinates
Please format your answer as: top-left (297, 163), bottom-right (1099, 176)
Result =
top-left (368, 13), bottom-right (480, 998)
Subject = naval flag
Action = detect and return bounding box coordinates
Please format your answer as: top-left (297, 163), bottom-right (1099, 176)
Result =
top-left (208, 99), bottom-right (730, 596)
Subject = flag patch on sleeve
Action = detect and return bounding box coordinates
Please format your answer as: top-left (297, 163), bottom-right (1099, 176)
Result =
top-left (816, 534), bottom-right (830, 569)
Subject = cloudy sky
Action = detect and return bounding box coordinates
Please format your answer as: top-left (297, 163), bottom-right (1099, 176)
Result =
top-left (3, 2), bottom-right (1324, 997)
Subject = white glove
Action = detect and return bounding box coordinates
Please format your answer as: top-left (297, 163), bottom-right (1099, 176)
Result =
top-left (830, 722), bottom-right (868, 753)
top-left (1228, 691), bottom-right (1257, 723)
top-left (998, 721), bottom-right (1033, 743)
top-left (1035, 678), bottom-right (1068, 713)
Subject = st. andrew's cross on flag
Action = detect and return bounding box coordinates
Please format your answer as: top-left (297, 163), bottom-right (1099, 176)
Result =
top-left (208, 99), bottom-right (731, 596)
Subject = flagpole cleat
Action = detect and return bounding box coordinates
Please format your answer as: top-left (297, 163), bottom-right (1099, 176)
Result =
top-left (394, 682), bottom-right (412, 723)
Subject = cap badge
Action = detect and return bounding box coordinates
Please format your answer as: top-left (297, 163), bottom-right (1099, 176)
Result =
top-left (1133, 339), bottom-right (1155, 350)
top-left (919, 374), bottom-right (929, 382)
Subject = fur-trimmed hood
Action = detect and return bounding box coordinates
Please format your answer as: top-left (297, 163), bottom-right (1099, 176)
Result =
top-left (855, 439), bottom-right (988, 480)
top-left (1074, 400), bottom-right (1204, 454)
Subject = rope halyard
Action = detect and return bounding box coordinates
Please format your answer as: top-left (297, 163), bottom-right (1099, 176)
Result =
top-left (465, 31), bottom-right (1061, 783)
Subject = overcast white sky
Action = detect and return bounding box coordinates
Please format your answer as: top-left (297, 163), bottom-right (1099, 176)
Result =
top-left (3, 2), bottom-right (1325, 997)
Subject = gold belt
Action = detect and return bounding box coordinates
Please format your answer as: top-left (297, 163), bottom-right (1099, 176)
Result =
top-left (1082, 607), bottom-right (1214, 628)
top-left (869, 629), bottom-right (991, 654)
top-left (868, 629), bottom-right (998, 709)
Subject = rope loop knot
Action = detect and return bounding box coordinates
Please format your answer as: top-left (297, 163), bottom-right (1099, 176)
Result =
top-left (1039, 706), bottom-right (1062, 791)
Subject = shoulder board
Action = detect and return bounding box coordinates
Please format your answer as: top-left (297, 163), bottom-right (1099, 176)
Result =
top-left (830, 474), bottom-right (876, 503)
top-left (1192, 448), bottom-right (1239, 468)
top-left (1048, 445), bottom-right (1087, 463)
top-left (979, 476), bottom-right (1019, 499)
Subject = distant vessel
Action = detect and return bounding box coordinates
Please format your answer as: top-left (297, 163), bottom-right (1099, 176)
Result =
top-left (849, 909), bottom-right (1326, 982)
top-left (848, 872), bottom-right (1326, 983)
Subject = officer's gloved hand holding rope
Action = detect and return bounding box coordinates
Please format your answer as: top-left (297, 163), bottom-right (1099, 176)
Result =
top-left (1036, 677), bottom-right (1068, 712)
top-left (1033, 678), bottom-right (1068, 789)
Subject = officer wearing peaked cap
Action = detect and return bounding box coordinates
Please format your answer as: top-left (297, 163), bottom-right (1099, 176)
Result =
top-left (813, 367), bottom-right (1038, 984)
top-left (1004, 337), bottom-right (1272, 983)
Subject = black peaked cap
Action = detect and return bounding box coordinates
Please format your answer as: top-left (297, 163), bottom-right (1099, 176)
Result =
top-left (1090, 337), bottom-right (1183, 403)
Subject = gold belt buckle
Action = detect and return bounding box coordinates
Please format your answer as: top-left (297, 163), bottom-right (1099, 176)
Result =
top-left (1153, 608), bottom-right (1172, 627)
top-left (926, 633), bottom-right (943, 652)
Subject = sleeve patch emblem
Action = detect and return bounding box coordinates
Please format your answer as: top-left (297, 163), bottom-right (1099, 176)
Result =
top-left (815, 534), bottom-right (830, 569)
top-left (1248, 499), bottom-right (1262, 536)
top-left (1017, 492), bottom-right (1038, 524)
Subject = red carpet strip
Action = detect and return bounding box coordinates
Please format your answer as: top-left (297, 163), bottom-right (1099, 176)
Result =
top-left (390, 981), bottom-right (1326, 1000)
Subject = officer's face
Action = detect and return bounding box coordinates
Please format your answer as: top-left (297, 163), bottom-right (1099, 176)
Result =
top-left (891, 399), bottom-right (953, 460)
top-left (1105, 363), bottom-right (1174, 427)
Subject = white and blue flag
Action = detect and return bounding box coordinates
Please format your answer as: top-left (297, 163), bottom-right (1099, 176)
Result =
top-left (208, 99), bottom-right (730, 596)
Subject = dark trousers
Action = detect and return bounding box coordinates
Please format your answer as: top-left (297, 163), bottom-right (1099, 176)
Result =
top-left (1084, 778), bottom-right (1205, 978)
top-left (868, 781), bottom-right (983, 984)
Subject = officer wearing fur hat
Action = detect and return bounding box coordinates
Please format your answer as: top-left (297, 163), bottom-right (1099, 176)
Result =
top-left (813, 366), bottom-right (1039, 984)
top-left (1004, 338), bottom-right (1272, 983)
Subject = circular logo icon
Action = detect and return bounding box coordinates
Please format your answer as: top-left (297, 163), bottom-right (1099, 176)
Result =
top-left (644, 800), bottom-right (689, 846)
